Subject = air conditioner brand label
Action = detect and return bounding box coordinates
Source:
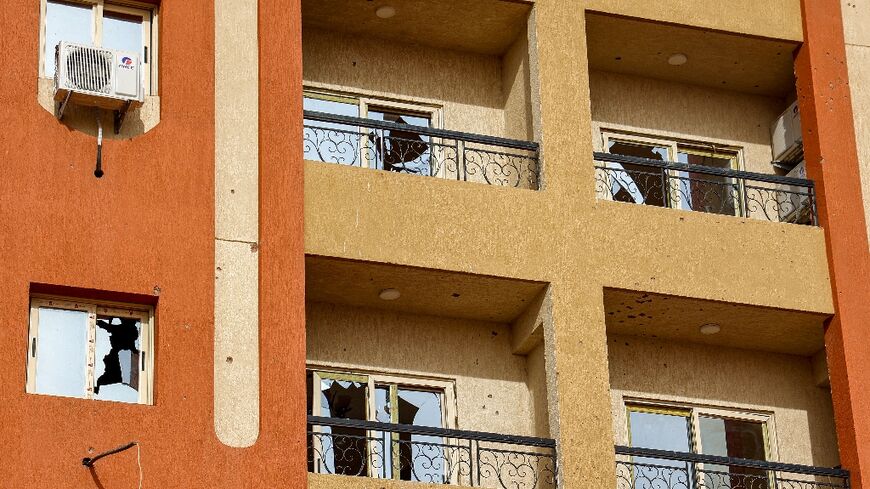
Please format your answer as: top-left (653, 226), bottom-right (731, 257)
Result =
top-left (118, 56), bottom-right (136, 70)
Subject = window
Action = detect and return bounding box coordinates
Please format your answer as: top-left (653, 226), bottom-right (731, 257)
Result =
top-left (601, 130), bottom-right (742, 216)
top-left (303, 89), bottom-right (442, 176)
top-left (627, 402), bottom-right (773, 488)
top-left (41, 0), bottom-right (157, 94)
top-left (26, 297), bottom-right (154, 405)
top-left (307, 367), bottom-right (456, 482)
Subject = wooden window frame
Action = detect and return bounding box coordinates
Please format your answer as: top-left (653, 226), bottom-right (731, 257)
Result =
top-left (303, 86), bottom-right (444, 173)
top-left (26, 295), bottom-right (155, 405)
top-left (39, 0), bottom-right (158, 95)
top-left (625, 399), bottom-right (778, 462)
top-left (308, 364), bottom-right (458, 482)
top-left (599, 129), bottom-right (745, 216)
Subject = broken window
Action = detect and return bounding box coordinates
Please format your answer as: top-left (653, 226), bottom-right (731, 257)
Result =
top-left (601, 130), bottom-right (743, 216)
top-left (303, 89), bottom-right (441, 175)
top-left (308, 368), bottom-right (455, 482)
top-left (606, 139), bottom-right (671, 206)
top-left (366, 108), bottom-right (433, 175)
top-left (26, 297), bottom-right (154, 405)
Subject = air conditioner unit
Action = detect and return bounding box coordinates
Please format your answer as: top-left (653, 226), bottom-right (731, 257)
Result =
top-left (778, 160), bottom-right (813, 224)
top-left (770, 100), bottom-right (803, 163)
top-left (54, 42), bottom-right (143, 119)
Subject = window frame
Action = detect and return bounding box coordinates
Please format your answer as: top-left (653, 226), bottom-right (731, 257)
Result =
top-left (303, 86), bottom-right (444, 174)
top-left (625, 399), bottom-right (778, 462)
top-left (39, 0), bottom-right (158, 95)
top-left (26, 295), bottom-right (155, 405)
top-left (599, 129), bottom-right (745, 216)
top-left (308, 364), bottom-right (458, 482)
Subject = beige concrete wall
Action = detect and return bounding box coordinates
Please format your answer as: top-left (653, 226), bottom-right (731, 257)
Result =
top-left (590, 70), bottom-right (786, 174)
top-left (609, 334), bottom-right (840, 467)
top-left (214, 0), bottom-right (260, 448)
top-left (302, 27), bottom-right (509, 138)
top-left (582, 0), bottom-right (803, 42)
top-left (841, 0), bottom-right (870, 250)
top-left (306, 301), bottom-right (544, 437)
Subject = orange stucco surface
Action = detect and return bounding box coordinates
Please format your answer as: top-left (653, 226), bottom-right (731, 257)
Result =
top-left (0, 0), bottom-right (306, 487)
top-left (796, 1), bottom-right (870, 488)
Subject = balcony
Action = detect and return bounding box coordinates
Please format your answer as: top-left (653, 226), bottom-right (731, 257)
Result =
top-left (304, 111), bottom-right (540, 189)
top-left (308, 416), bottom-right (557, 488)
top-left (594, 153), bottom-right (817, 224)
top-left (615, 446), bottom-right (849, 489)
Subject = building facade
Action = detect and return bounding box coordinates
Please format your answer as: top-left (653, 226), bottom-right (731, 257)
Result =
top-left (0, 1), bottom-right (869, 488)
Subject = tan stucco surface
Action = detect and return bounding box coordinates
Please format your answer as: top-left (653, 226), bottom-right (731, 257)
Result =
top-left (303, 28), bottom-right (511, 139)
top-left (586, 14), bottom-right (799, 97)
top-left (307, 302), bottom-right (544, 437)
top-left (302, 1), bottom-right (836, 487)
top-left (609, 335), bottom-right (841, 467)
top-left (590, 70), bottom-right (787, 174)
top-left (584, 0), bottom-right (803, 42)
top-left (841, 0), bottom-right (870, 249)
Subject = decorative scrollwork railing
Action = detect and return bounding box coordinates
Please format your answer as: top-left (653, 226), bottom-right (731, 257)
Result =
top-left (594, 153), bottom-right (818, 225)
top-left (615, 446), bottom-right (849, 489)
top-left (303, 111), bottom-right (540, 189)
top-left (308, 415), bottom-right (558, 488)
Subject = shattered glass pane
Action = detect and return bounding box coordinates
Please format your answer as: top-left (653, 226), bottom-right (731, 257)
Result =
top-left (35, 307), bottom-right (89, 398)
top-left (367, 109), bottom-right (432, 175)
top-left (93, 315), bottom-right (141, 403)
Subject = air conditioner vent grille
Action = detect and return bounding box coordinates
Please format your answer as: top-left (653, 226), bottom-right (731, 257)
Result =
top-left (57, 44), bottom-right (113, 95)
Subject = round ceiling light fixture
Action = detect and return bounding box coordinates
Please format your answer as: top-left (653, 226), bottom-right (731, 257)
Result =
top-left (376, 5), bottom-right (396, 18)
top-left (379, 288), bottom-right (401, 301)
top-left (699, 323), bottom-right (721, 335)
top-left (668, 53), bottom-right (688, 66)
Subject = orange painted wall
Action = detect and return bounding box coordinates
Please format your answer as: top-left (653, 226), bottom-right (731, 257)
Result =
top-left (0, 0), bottom-right (306, 487)
top-left (796, 1), bottom-right (870, 488)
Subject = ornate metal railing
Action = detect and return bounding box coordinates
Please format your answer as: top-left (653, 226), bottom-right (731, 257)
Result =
top-left (615, 446), bottom-right (849, 489)
top-left (594, 153), bottom-right (818, 225)
top-left (308, 415), bottom-right (557, 488)
top-left (303, 111), bottom-right (540, 189)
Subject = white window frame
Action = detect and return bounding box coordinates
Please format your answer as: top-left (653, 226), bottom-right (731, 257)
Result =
top-left (303, 86), bottom-right (444, 175)
top-left (26, 296), bottom-right (155, 405)
top-left (39, 0), bottom-right (158, 95)
top-left (308, 365), bottom-right (457, 482)
top-left (625, 399), bottom-right (779, 462)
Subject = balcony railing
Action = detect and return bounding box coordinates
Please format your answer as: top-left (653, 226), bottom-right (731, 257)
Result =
top-left (615, 446), bottom-right (849, 489)
top-left (308, 415), bottom-right (558, 488)
top-left (303, 111), bottom-right (541, 189)
top-left (594, 153), bottom-right (818, 225)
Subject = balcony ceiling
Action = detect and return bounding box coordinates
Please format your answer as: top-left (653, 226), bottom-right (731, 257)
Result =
top-left (586, 13), bottom-right (800, 97)
top-left (301, 0), bottom-right (532, 56)
top-left (306, 255), bottom-right (546, 323)
top-left (604, 288), bottom-right (828, 356)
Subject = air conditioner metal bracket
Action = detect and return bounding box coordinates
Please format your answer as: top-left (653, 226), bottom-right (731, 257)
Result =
top-left (56, 92), bottom-right (72, 121)
top-left (113, 101), bottom-right (133, 135)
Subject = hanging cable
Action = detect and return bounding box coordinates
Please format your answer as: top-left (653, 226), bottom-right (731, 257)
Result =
top-left (82, 441), bottom-right (137, 467)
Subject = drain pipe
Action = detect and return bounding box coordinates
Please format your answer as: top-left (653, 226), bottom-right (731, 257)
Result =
top-left (94, 111), bottom-right (104, 178)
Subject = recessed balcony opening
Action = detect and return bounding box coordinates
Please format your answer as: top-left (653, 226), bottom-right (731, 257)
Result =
top-left (587, 13), bottom-right (817, 225)
top-left (301, 0), bottom-right (540, 189)
top-left (305, 256), bottom-right (555, 488)
top-left (603, 288), bottom-right (846, 489)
